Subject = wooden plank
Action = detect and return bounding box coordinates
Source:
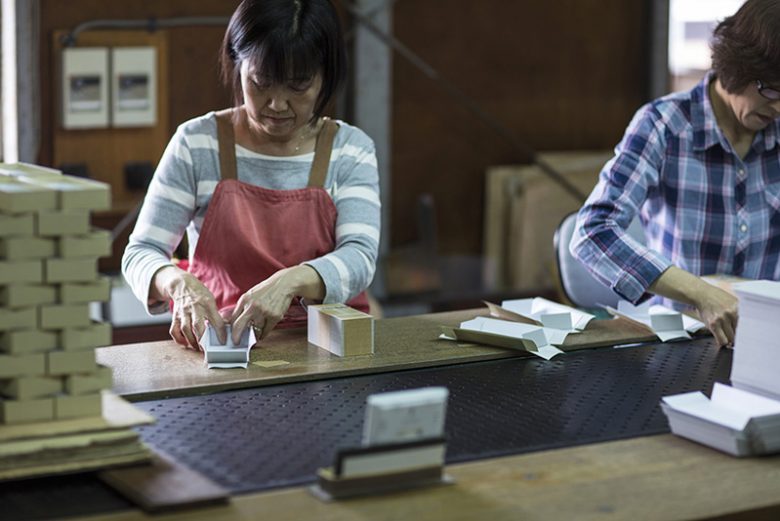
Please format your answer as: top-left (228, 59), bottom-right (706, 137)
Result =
top-left (99, 450), bottom-right (229, 513)
top-left (100, 309), bottom-right (661, 400)
top-left (70, 434), bottom-right (780, 521)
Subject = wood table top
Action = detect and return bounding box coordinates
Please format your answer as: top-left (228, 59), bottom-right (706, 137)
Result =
top-left (99, 308), bottom-right (658, 400)
top-left (75, 433), bottom-right (780, 521)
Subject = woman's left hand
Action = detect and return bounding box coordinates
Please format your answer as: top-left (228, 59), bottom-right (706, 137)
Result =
top-left (230, 265), bottom-right (324, 345)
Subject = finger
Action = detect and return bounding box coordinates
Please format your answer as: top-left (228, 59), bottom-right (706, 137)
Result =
top-left (169, 318), bottom-right (187, 347)
top-left (721, 320), bottom-right (736, 347)
top-left (711, 325), bottom-right (728, 348)
top-left (180, 314), bottom-right (199, 350)
top-left (230, 295), bottom-right (247, 324)
top-left (232, 309), bottom-right (255, 345)
top-left (203, 302), bottom-right (227, 345)
top-left (258, 316), bottom-right (279, 341)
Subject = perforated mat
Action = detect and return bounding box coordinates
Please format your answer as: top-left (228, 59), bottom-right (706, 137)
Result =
top-left (1, 337), bottom-right (730, 520)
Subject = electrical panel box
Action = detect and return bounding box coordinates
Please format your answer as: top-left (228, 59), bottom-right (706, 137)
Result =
top-left (61, 48), bottom-right (110, 129)
top-left (111, 47), bottom-right (157, 127)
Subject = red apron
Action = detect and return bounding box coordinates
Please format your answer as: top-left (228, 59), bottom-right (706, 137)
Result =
top-left (187, 109), bottom-right (369, 329)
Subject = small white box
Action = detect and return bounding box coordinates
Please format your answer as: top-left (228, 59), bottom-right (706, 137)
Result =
top-left (62, 47), bottom-right (109, 129)
top-left (200, 325), bottom-right (254, 369)
top-left (112, 47), bottom-right (157, 127)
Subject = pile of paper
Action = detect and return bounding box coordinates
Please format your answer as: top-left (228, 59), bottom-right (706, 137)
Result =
top-left (308, 303), bottom-right (374, 357)
top-left (662, 383), bottom-right (780, 456)
top-left (730, 280), bottom-right (780, 399)
top-left (662, 280), bottom-right (780, 456)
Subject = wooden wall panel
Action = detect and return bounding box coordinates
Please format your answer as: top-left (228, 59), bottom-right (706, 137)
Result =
top-left (391, 0), bottom-right (649, 255)
top-left (38, 0), bottom-right (239, 169)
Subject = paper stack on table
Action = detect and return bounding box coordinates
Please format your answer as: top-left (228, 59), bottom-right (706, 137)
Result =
top-left (611, 301), bottom-right (705, 342)
top-left (661, 280), bottom-right (780, 456)
top-left (730, 280), bottom-right (780, 400)
top-left (661, 383), bottom-right (780, 456)
top-left (0, 163), bottom-right (151, 479)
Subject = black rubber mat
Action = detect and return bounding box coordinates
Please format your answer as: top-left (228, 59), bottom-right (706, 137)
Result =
top-left (0, 337), bottom-right (731, 520)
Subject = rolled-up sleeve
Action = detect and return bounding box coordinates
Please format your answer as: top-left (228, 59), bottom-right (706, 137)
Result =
top-left (569, 104), bottom-right (673, 303)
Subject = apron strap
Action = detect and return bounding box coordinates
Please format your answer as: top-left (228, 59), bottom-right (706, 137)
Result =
top-left (307, 118), bottom-right (338, 188)
top-left (215, 108), bottom-right (238, 181)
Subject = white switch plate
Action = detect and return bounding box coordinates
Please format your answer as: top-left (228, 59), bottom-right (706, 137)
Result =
top-left (62, 47), bottom-right (110, 129)
top-left (112, 47), bottom-right (157, 127)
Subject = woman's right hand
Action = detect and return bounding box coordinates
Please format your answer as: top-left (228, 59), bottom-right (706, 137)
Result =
top-left (153, 266), bottom-right (226, 350)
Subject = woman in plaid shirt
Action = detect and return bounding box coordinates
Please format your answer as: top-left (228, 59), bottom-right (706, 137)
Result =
top-left (571, 0), bottom-right (780, 347)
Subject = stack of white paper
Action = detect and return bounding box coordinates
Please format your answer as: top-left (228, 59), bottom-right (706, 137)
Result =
top-left (661, 383), bottom-right (780, 456)
top-left (731, 280), bottom-right (780, 400)
top-left (662, 280), bottom-right (780, 456)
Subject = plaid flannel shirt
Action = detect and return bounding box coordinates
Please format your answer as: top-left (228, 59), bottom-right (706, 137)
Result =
top-left (570, 72), bottom-right (780, 309)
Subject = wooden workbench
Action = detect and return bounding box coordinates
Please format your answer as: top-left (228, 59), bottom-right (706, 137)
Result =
top-left (100, 309), bottom-right (656, 400)
top-left (75, 433), bottom-right (780, 521)
top-left (68, 309), bottom-right (780, 520)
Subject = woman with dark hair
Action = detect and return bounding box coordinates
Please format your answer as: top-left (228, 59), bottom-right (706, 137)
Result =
top-left (570, 0), bottom-right (780, 347)
top-left (122, 0), bottom-right (380, 349)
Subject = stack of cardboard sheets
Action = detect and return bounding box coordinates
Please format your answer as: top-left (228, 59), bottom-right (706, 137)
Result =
top-left (0, 163), bottom-right (152, 479)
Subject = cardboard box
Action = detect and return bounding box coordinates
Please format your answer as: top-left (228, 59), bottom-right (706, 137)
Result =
top-left (58, 229), bottom-right (111, 259)
top-left (0, 330), bottom-right (59, 355)
top-left (0, 260), bottom-right (43, 284)
top-left (36, 209), bottom-right (90, 237)
top-left (0, 353), bottom-right (46, 378)
top-left (45, 258), bottom-right (97, 283)
top-left (0, 307), bottom-right (36, 331)
top-left (54, 392), bottom-right (102, 420)
top-left (46, 350), bottom-right (97, 376)
top-left (39, 304), bottom-right (91, 330)
top-left (0, 284), bottom-right (58, 308)
top-left (0, 213), bottom-right (34, 237)
top-left (0, 397), bottom-right (55, 424)
top-left (61, 322), bottom-right (112, 351)
top-left (308, 303), bottom-right (374, 357)
top-left (0, 237), bottom-right (56, 260)
top-left (1, 376), bottom-right (63, 400)
top-left (483, 151), bottom-right (613, 292)
top-left (64, 366), bottom-right (112, 395)
top-left (0, 175), bottom-right (57, 213)
top-left (59, 277), bottom-right (111, 304)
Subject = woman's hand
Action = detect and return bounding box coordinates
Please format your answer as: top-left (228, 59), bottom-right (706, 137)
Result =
top-left (690, 283), bottom-right (739, 347)
top-left (230, 265), bottom-right (325, 345)
top-left (153, 266), bottom-right (226, 350)
top-left (649, 266), bottom-right (739, 347)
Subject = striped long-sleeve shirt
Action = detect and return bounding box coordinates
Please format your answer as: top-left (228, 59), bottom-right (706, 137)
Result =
top-left (570, 72), bottom-right (780, 310)
top-left (122, 112), bottom-right (381, 315)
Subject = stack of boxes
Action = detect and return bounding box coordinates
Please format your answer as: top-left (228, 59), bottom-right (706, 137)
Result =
top-left (0, 163), bottom-right (113, 425)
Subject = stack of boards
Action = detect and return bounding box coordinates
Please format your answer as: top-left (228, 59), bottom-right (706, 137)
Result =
top-left (0, 162), bottom-right (152, 479)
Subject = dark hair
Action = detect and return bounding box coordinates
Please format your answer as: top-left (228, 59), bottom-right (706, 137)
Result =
top-left (220, 0), bottom-right (347, 119)
top-left (711, 0), bottom-right (780, 92)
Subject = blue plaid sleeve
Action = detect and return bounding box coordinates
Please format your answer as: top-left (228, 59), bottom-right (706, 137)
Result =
top-left (569, 103), bottom-right (674, 303)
